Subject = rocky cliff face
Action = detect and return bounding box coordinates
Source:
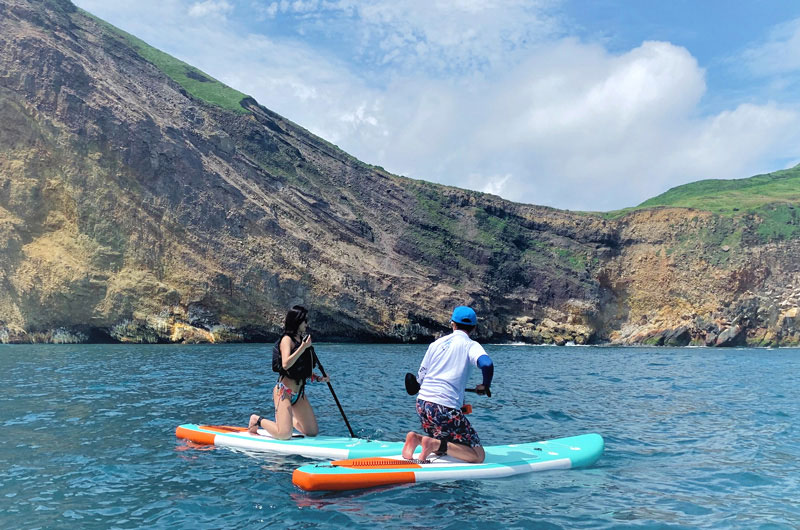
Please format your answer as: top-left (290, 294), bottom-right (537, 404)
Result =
top-left (1, 0), bottom-right (799, 346)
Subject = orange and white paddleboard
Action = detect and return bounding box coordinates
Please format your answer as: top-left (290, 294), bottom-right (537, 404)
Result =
top-left (292, 433), bottom-right (604, 491)
top-left (175, 424), bottom-right (405, 459)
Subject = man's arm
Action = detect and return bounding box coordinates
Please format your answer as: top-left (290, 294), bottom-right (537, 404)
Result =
top-left (477, 354), bottom-right (493, 391)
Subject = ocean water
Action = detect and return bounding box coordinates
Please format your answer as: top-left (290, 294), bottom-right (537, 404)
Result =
top-left (0, 343), bottom-right (798, 529)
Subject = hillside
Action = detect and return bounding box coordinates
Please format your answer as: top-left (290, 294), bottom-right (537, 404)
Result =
top-left (638, 165), bottom-right (800, 212)
top-left (634, 167), bottom-right (800, 242)
top-left (2, 0), bottom-right (800, 347)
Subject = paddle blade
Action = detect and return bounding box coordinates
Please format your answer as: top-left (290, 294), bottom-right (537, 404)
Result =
top-left (405, 372), bottom-right (420, 395)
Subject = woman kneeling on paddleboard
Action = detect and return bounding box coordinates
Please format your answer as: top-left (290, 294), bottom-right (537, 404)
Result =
top-left (249, 305), bottom-right (328, 439)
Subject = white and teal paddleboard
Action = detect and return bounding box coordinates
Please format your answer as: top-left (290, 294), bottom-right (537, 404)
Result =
top-left (293, 433), bottom-right (604, 491)
top-left (175, 424), bottom-right (405, 459)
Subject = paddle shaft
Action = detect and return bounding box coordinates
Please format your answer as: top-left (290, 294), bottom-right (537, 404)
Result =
top-left (312, 349), bottom-right (356, 438)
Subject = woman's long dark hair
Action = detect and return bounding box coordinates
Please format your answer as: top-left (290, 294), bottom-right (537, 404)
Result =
top-left (283, 305), bottom-right (308, 336)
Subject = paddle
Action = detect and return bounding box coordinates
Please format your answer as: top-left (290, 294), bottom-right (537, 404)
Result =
top-left (311, 348), bottom-right (356, 438)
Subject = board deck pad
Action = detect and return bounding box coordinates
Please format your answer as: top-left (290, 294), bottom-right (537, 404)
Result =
top-left (292, 433), bottom-right (604, 491)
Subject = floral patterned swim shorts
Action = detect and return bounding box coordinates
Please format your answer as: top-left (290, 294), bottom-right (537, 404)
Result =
top-left (416, 399), bottom-right (481, 447)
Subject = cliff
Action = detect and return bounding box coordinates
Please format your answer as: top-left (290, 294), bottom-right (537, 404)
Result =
top-left (1, 0), bottom-right (799, 346)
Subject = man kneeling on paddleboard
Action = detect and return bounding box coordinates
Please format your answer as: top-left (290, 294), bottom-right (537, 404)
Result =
top-left (402, 306), bottom-right (493, 463)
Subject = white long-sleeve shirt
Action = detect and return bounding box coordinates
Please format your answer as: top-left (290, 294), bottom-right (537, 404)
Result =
top-left (417, 330), bottom-right (487, 409)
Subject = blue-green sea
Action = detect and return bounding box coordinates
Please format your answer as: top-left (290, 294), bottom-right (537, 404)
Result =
top-left (1, 343), bottom-right (798, 529)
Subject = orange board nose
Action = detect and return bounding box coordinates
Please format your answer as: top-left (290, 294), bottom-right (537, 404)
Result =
top-left (292, 468), bottom-right (416, 491)
top-left (175, 425), bottom-right (216, 445)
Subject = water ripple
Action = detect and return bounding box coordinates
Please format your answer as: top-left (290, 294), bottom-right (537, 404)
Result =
top-left (0, 344), bottom-right (798, 528)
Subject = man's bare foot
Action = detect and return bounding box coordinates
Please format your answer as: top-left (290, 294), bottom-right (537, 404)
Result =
top-left (402, 432), bottom-right (422, 459)
top-left (248, 414), bottom-right (260, 434)
top-left (419, 436), bottom-right (442, 461)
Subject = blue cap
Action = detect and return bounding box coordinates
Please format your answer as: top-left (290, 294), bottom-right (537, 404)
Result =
top-left (451, 306), bottom-right (477, 326)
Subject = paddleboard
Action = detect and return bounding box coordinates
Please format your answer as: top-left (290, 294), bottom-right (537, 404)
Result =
top-left (292, 433), bottom-right (604, 491)
top-left (175, 424), bottom-right (405, 459)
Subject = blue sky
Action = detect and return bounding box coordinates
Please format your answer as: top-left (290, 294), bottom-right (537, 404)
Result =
top-left (73, 0), bottom-right (800, 211)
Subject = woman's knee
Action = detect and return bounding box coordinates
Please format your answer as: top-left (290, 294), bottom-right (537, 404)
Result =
top-left (293, 416), bottom-right (319, 437)
top-left (274, 428), bottom-right (294, 440)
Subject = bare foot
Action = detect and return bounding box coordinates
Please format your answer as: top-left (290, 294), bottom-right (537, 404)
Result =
top-left (402, 432), bottom-right (422, 459)
top-left (248, 414), bottom-right (260, 434)
top-left (420, 436), bottom-right (442, 461)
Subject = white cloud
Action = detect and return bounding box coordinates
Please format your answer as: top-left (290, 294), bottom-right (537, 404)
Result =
top-left (260, 2), bottom-right (279, 18)
top-left (467, 40), bottom-right (799, 209)
top-left (188, 0), bottom-right (233, 18)
top-left (353, 39), bottom-right (799, 210)
top-left (349, 0), bottom-right (559, 74)
top-left (742, 18), bottom-right (800, 76)
top-left (480, 174), bottom-right (512, 197)
top-left (253, 0), bottom-right (561, 75)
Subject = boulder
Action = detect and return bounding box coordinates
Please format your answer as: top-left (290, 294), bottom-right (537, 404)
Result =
top-left (715, 325), bottom-right (745, 347)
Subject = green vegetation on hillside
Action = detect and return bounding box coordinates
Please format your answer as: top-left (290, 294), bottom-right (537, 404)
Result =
top-left (473, 207), bottom-right (522, 251)
top-left (755, 203), bottom-right (800, 241)
top-left (409, 182), bottom-right (462, 235)
top-left (80, 10), bottom-right (250, 114)
top-left (636, 165), bottom-right (800, 213)
top-left (604, 165), bottom-right (800, 242)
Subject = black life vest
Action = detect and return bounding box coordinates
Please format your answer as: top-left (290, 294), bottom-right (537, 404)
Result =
top-left (272, 334), bottom-right (316, 382)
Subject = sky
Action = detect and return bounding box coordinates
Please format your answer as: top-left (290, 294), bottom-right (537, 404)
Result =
top-left (72, 0), bottom-right (800, 211)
